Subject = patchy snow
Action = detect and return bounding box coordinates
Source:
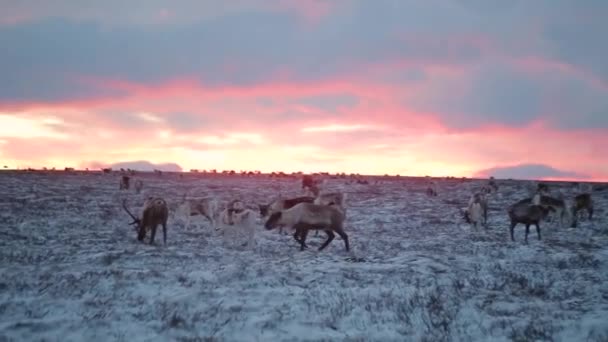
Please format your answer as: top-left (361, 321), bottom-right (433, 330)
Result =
top-left (1, 173), bottom-right (607, 341)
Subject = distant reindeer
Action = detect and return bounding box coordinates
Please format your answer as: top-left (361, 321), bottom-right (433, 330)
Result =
top-left (537, 183), bottom-right (550, 196)
top-left (463, 192), bottom-right (488, 230)
top-left (302, 175), bottom-right (322, 197)
top-left (122, 197), bottom-right (169, 245)
top-left (265, 202), bottom-right (350, 252)
top-left (571, 193), bottom-right (593, 228)
top-left (488, 176), bottom-right (499, 192)
top-left (426, 181), bottom-right (438, 197)
top-left (119, 175), bottom-right (130, 190)
top-left (134, 179), bottom-right (144, 194)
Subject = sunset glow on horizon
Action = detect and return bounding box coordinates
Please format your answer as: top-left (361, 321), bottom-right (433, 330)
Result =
top-left (1, 1), bottom-right (607, 181)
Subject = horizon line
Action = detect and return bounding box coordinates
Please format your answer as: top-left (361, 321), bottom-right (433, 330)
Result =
top-left (1, 168), bottom-right (605, 184)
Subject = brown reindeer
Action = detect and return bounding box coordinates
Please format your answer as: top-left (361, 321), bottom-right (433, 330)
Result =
top-left (122, 198), bottom-right (169, 245)
top-left (119, 175), bottom-right (130, 190)
top-left (508, 201), bottom-right (553, 243)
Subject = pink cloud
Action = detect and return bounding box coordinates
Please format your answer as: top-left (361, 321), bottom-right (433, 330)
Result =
top-left (0, 71), bottom-right (606, 180)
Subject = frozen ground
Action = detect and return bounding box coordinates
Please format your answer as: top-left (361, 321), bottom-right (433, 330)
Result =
top-left (1, 172), bottom-right (607, 341)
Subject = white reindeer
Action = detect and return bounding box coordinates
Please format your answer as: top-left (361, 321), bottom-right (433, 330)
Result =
top-left (218, 200), bottom-right (257, 249)
top-left (134, 179), bottom-right (144, 194)
top-left (176, 196), bottom-right (219, 230)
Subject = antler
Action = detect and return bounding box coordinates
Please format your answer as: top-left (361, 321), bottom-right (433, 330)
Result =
top-left (121, 199), bottom-right (140, 226)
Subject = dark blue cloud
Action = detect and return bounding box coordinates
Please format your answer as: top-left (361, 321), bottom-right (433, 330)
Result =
top-left (0, 0), bottom-right (607, 131)
top-left (475, 163), bottom-right (588, 180)
top-left (407, 62), bottom-right (608, 129)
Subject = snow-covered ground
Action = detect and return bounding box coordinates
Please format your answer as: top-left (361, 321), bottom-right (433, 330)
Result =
top-left (1, 172), bottom-right (607, 341)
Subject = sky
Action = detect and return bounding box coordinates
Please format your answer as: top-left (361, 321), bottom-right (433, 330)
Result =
top-left (0, 0), bottom-right (607, 181)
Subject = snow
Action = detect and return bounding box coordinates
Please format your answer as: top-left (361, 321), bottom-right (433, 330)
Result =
top-left (1, 172), bottom-right (607, 341)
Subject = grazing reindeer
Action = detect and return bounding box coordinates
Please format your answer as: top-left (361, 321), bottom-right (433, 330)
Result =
top-left (119, 175), bottom-right (130, 190)
top-left (571, 193), bottom-right (593, 228)
top-left (177, 196), bottom-right (219, 230)
top-left (122, 197), bottom-right (169, 245)
top-left (265, 203), bottom-right (350, 252)
top-left (508, 201), bottom-right (552, 243)
top-left (134, 179), bottom-right (144, 194)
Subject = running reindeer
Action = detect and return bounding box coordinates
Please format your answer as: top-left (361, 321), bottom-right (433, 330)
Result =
top-left (265, 202), bottom-right (350, 252)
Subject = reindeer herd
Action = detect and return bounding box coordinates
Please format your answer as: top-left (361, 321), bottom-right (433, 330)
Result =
top-left (118, 173), bottom-right (598, 253)
top-left (459, 178), bottom-right (595, 243)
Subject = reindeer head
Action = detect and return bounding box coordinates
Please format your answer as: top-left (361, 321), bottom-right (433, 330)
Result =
top-left (258, 204), bottom-right (270, 217)
top-left (265, 211), bottom-right (283, 230)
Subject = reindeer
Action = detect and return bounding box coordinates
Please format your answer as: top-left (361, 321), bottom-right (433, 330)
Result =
top-left (463, 192), bottom-right (488, 230)
top-left (302, 175), bottom-right (322, 197)
top-left (571, 193), bottom-right (593, 228)
top-left (536, 183), bottom-right (550, 196)
top-left (259, 196), bottom-right (315, 234)
top-left (508, 201), bottom-right (552, 243)
top-left (122, 197), bottom-right (169, 245)
top-left (312, 191), bottom-right (347, 236)
top-left (119, 175), bottom-right (130, 190)
top-left (134, 179), bottom-right (144, 194)
top-left (264, 202), bottom-right (350, 252)
top-left (525, 193), bottom-right (571, 228)
top-left (218, 200), bottom-right (257, 248)
top-left (176, 196), bottom-right (219, 230)
top-left (488, 176), bottom-right (499, 192)
top-left (426, 181), bottom-right (438, 197)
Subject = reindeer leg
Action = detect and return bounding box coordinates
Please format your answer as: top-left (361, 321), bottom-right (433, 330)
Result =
top-left (163, 221), bottom-right (167, 245)
top-left (335, 228), bottom-right (350, 252)
top-left (203, 214), bottom-right (214, 230)
top-left (571, 209), bottom-right (578, 228)
top-left (292, 229), bottom-right (301, 243)
top-left (184, 212), bottom-right (191, 230)
top-left (293, 224), bottom-right (309, 249)
top-left (535, 223), bottom-right (541, 240)
top-left (510, 221), bottom-right (516, 242)
top-left (299, 228), bottom-right (310, 251)
top-left (318, 230), bottom-right (335, 251)
top-left (150, 224), bottom-right (157, 245)
top-left (524, 224), bottom-right (530, 244)
top-left (483, 207), bottom-right (488, 229)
